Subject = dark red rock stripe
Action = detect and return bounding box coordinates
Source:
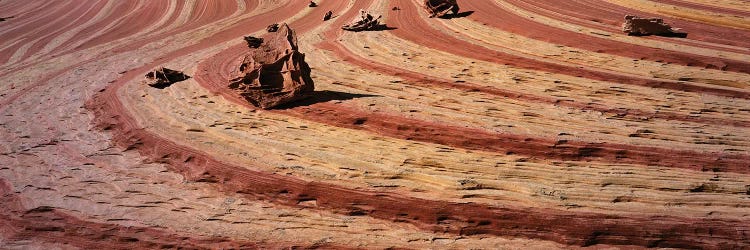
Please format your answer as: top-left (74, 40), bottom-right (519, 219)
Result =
top-left (652, 0), bottom-right (750, 17)
top-left (513, 0), bottom-right (750, 49)
top-left (84, 87), bottom-right (750, 248)
top-left (508, 0), bottom-right (750, 55)
top-left (0, 0), bottom-right (292, 112)
top-left (19, 0), bottom-right (109, 61)
top-left (0, 180), bottom-right (337, 249)
top-left (308, 0), bottom-right (749, 129)
top-left (74, 1), bottom-right (171, 51)
top-left (461, 0), bottom-right (750, 73)
top-left (278, 102), bottom-right (750, 173)
top-left (0, 1), bottom-right (83, 64)
top-left (192, 7), bottom-right (750, 174)
top-left (387, 0), bottom-right (750, 99)
top-left (316, 39), bottom-right (750, 128)
top-left (72, 0), bottom-right (750, 248)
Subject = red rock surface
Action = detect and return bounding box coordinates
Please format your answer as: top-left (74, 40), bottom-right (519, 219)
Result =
top-left (2, 0), bottom-right (750, 249)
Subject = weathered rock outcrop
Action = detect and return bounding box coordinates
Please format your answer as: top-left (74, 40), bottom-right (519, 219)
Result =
top-left (342, 10), bottom-right (384, 32)
top-left (622, 15), bottom-right (687, 37)
top-left (423, 0), bottom-right (460, 18)
top-left (228, 23), bottom-right (314, 109)
top-left (144, 67), bottom-right (189, 88)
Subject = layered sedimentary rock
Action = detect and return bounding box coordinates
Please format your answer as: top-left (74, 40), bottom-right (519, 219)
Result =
top-left (3, 0), bottom-right (750, 249)
top-left (228, 23), bottom-right (314, 109)
top-left (622, 15), bottom-right (687, 37)
top-left (423, 0), bottom-right (460, 18)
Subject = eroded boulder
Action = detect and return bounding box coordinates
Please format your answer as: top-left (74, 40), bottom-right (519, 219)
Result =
top-left (324, 11), bottom-right (333, 21)
top-left (622, 15), bottom-right (687, 37)
top-left (424, 0), bottom-right (459, 18)
top-left (145, 67), bottom-right (189, 89)
top-left (342, 10), bottom-right (384, 32)
top-left (228, 23), bottom-right (314, 109)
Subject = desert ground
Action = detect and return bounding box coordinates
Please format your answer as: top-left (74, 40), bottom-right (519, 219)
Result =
top-left (1, 0), bottom-right (749, 249)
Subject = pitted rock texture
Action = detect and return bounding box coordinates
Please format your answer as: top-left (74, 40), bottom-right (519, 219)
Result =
top-left (228, 23), bottom-right (314, 109)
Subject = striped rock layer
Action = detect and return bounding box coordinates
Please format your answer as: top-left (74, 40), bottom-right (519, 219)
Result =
top-left (1, 0), bottom-right (749, 249)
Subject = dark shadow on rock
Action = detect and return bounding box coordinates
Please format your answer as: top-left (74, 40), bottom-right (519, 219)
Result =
top-left (346, 25), bottom-right (397, 32)
top-left (627, 32), bottom-right (687, 38)
top-left (439, 11), bottom-right (474, 19)
top-left (151, 75), bottom-right (190, 89)
top-left (366, 25), bottom-right (397, 32)
top-left (271, 90), bottom-right (380, 109)
top-left (151, 75), bottom-right (191, 89)
top-left (658, 32), bottom-right (688, 38)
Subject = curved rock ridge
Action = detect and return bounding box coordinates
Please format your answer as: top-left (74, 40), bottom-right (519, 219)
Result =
top-left (1, 0), bottom-right (750, 249)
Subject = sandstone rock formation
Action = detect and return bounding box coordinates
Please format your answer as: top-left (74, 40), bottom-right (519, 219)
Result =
top-left (5, 0), bottom-right (750, 249)
top-left (144, 67), bottom-right (189, 88)
top-left (424, 0), bottom-right (460, 18)
top-left (228, 23), bottom-right (314, 109)
top-left (622, 15), bottom-right (687, 37)
top-left (342, 10), bottom-right (384, 32)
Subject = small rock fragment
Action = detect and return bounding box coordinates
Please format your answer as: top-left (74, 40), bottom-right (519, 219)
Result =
top-left (144, 67), bottom-right (189, 89)
top-left (423, 0), bottom-right (460, 18)
top-left (622, 15), bottom-right (687, 38)
top-left (324, 11), bottom-right (333, 21)
top-left (342, 10), bottom-right (386, 32)
top-left (309, 1), bottom-right (317, 7)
